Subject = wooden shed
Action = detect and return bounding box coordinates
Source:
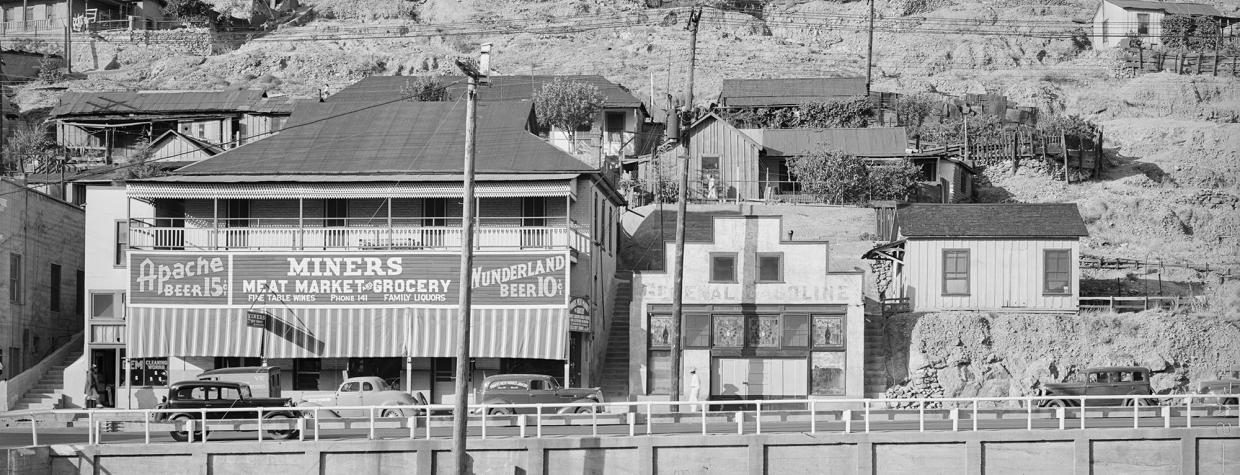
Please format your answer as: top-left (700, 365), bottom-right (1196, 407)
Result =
top-left (864, 203), bottom-right (1089, 313)
top-left (685, 113), bottom-right (763, 200)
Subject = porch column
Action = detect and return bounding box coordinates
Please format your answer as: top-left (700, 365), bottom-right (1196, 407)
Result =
top-left (212, 197), bottom-right (219, 249)
top-left (298, 198), bottom-right (304, 250)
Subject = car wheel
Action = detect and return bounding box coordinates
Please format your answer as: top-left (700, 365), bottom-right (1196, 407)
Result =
top-left (381, 408), bottom-right (404, 418)
top-left (575, 406), bottom-right (595, 414)
top-left (488, 407), bottom-right (513, 416)
top-left (1045, 399), bottom-right (1068, 408)
top-left (169, 414), bottom-right (202, 442)
top-left (1123, 397), bottom-right (1150, 407)
top-left (263, 413), bottom-right (298, 440)
top-left (1223, 397), bottom-right (1238, 406)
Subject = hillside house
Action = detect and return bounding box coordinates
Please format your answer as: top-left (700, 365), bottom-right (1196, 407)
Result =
top-left (328, 75), bottom-right (654, 166)
top-left (1092, 0), bottom-right (1226, 48)
top-left (49, 90), bottom-right (294, 164)
top-left (0, 0), bottom-right (166, 34)
top-left (864, 203), bottom-right (1089, 313)
top-left (675, 114), bottom-right (974, 202)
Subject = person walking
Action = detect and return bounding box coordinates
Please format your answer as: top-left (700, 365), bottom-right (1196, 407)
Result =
top-left (687, 367), bottom-right (702, 411)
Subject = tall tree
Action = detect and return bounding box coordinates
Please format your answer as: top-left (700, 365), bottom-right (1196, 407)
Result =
top-left (532, 78), bottom-right (606, 149)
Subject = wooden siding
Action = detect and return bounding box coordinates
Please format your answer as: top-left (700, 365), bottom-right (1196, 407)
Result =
top-left (903, 238), bottom-right (1080, 312)
top-left (1094, 2), bottom-right (1166, 48)
top-left (150, 135), bottom-right (215, 163)
top-left (688, 118), bottom-right (761, 200)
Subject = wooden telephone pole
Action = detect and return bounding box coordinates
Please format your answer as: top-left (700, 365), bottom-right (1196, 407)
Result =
top-left (451, 43), bottom-right (490, 475)
top-left (866, 0), bottom-right (875, 93)
top-left (669, 5), bottom-right (701, 409)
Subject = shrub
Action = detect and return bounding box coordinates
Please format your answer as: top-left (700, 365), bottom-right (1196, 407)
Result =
top-left (719, 97), bottom-right (876, 129)
top-left (37, 55), bottom-right (66, 83)
top-left (164, 0), bottom-right (217, 23)
top-left (867, 158), bottom-right (922, 201)
top-left (401, 75), bottom-right (448, 102)
top-left (788, 148), bottom-right (869, 204)
top-left (1161, 14), bottom-right (1221, 52)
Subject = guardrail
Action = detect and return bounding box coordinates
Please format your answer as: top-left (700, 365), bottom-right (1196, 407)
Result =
top-left (1079, 296), bottom-right (1181, 313)
top-left (10, 393), bottom-right (1239, 447)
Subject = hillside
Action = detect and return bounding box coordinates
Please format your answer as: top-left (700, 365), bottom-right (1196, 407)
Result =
top-left (9, 0), bottom-right (1240, 287)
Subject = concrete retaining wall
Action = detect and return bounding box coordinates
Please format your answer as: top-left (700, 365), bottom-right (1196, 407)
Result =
top-left (4, 427), bottom-right (1237, 474)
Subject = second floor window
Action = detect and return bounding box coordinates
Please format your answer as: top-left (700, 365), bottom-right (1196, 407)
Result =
top-left (710, 253), bottom-right (737, 283)
top-left (9, 253), bottom-right (22, 304)
top-left (757, 253), bottom-right (783, 282)
top-left (942, 249), bottom-right (970, 296)
top-left (50, 264), bottom-right (61, 312)
top-left (114, 221), bottom-right (128, 266)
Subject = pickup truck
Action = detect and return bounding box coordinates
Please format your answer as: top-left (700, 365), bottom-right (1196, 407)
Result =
top-left (156, 380), bottom-right (301, 441)
top-left (1038, 366), bottom-right (1154, 407)
top-left (298, 376), bottom-right (424, 418)
top-left (1197, 368), bottom-right (1240, 405)
top-left (478, 374), bottom-right (603, 415)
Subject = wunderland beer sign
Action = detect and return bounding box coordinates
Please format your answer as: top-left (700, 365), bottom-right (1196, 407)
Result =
top-left (129, 252), bottom-right (569, 307)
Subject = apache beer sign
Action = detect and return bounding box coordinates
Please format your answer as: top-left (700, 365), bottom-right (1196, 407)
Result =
top-left (130, 252), bottom-right (569, 307)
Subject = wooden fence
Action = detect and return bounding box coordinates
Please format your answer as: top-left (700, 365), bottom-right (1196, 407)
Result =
top-left (1120, 44), bottom-right (1240, 77)
top-left (922, 129), bottom-right (1104, 181)
top-left (1079, 296), bottom-right (1182, 313)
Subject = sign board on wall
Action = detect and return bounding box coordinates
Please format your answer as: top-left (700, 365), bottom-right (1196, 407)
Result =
top-left (568, 296), bottom-right (591, 332)
top-left (129, 252), bottom-right (570, 307)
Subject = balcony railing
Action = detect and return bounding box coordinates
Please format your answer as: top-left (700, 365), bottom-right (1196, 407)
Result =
top-left (128, 218), bottom-right (592, 252)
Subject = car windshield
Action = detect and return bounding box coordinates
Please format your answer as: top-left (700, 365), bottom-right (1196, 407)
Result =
top-left (239, 384), bottom-right (252, 399)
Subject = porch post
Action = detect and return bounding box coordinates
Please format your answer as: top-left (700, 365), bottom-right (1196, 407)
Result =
top-left (387, 197), bottom-right (393, 248)
top-left (213, 197), bottom-right (219, 249)
top-left (298, 198), bottom-right (304, 250)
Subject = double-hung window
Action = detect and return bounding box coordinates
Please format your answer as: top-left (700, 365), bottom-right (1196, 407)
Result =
top-left (1044, 249), bottom-right (1072, 295)
top-left (942, 249), bottom-right (970, 296)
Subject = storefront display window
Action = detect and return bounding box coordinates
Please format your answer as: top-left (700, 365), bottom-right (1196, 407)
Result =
top-left (684, 314), bottom-right (711, 348)
top-left (782, 314), bottom-right (810, 347)
top-left (812, 315), bottom-right (844, 349)
top-left (649, 315), bottom-right (673, 348)
top-left (811, 352), bottom-right (845, 396)
top-left (712, 315), bottom-right (743, 347)
top-left (128, 357), bottom-right (169, 387)
top-left (747, 315), bottom-right (781, 347)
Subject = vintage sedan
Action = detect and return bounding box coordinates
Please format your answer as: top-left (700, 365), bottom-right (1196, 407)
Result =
top-left (1038, 366), bottom-right (1155, 407)
top-left (156, 380), bottom-right (301, 441)
top-left (298, 376), bottom-right (424, 418)
top-left (1198, 368), bottom-right (1240, 405)
top-left (477, 374), bottom-right (603, 415)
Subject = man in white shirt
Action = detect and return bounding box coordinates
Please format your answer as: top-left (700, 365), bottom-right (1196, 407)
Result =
top-left (687, 367), bottom-right (701, 411)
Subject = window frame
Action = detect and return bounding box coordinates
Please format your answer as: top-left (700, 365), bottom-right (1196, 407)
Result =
top-left (114, 220), bottom-right (129, 267)
top-left (1136, 13), bottom-right (1150, 36)
top-left (683, 313), bottom-right (711, 348)
top-left (90, 291), bottom-right (125, 320)
top-left (8, 253), bottom-right (22, 305)
top-left (941, 249), bottom-right (971, 296)
top-left (709, 252), bottom-right (738, 283)
top-left (756, 252), bottom-right (784, 283)
top-left (49, 263), bottom-right (61, 312)
top-left (1043, 249), bottom-right (1072, 296)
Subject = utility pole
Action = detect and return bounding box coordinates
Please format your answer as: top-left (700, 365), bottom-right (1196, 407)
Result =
top-left (669, 5), bottom-right (701, 410)
top-left (866, 0), bottom-right (875, 94)
top-left (451, 43), bottom-right (490, 475)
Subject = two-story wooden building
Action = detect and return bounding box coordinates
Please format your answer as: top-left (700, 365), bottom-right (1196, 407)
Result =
top-left (82, 99), bottom-right (625, 408)
top-left (630, 215), bottom-right (864, 402)
top-left (864, 203), bottom-right (1089, 313)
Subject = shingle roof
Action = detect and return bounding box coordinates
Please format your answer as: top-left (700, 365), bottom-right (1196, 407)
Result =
top-left (748, 127), bottom-right (907, 156)
top-left (899, 204), bottom-right (1088, 238)
top-left (50, 90), bottom-right (295, 118)
top-left (720, 77), bottom-right (868, 107)
top-left (175, 100), bottom-right (595, 176)
top-left (1105, 0), bottom-right (1222, 16)
top-left (327, 75), bottom-right (645, 108)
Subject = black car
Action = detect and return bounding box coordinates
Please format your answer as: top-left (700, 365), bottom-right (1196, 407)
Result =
top-left (157, 380), bottom-right (302, 441)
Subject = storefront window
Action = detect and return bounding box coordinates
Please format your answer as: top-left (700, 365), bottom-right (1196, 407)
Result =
top-left (649, 315), bottom-right (673, 348)
top-left (684, 314), bottom-right (710, 348)
top-left (747, 315), bottom-right (781, 347)
top-left (712, 315), bottom-right (743, 347)
top-left (128, 357), bottom-right (169, 387)
top-left (812, 315), bottom-right (844, 349)
top-left (782, 314), bottom-right (810, 347)
top-left (811, 352), bottom-right (845, 396)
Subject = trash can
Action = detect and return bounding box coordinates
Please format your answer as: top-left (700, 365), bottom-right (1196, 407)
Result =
top-left (86, 396), bottom-right (98, 409)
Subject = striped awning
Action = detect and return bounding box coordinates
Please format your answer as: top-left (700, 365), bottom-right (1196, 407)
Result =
top-left (127, 306), bottom-right (568, 361)
top-left (126, 180), bottom-right (574, 200)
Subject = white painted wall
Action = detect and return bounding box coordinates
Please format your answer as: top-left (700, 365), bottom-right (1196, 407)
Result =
top-left (902, 238), bottom-right (1081, 312)
top-left (1093, 1), bottom-right (1168, 48)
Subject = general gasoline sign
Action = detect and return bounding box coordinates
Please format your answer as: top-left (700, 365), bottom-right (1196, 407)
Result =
top-left (130, 251), bottom-right (570, 307)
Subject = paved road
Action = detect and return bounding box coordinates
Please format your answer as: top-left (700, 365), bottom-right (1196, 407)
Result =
top-left (2, 408), bottom-right (1236, 448)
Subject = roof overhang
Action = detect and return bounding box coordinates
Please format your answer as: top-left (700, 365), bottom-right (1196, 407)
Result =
top-left (862, 239), bottom-right (906, 263)
top-left (127, 174), bottom-right (580, 200)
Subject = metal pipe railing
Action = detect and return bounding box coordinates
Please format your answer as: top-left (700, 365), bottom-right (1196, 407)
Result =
top-left (13, 393), bottom-right (1238, 446)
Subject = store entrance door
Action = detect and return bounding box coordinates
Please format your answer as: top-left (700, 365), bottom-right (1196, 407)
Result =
top-left (712, 358), bottom-right (808, 400)
top-left (89, 349), bottom-right (119, 407)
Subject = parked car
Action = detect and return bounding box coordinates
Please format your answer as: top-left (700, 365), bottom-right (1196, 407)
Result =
top-left (197, 366), bottom-right (281, 398)
top-left (156, 380), bottom-right (301, 441)
top-left (477, 374), bottom-right (603, 415)
top-left (1198, 368), bottom-right (1240, 405)
top-left (1038, 366), bottom-right (1154, 407)
top-left (298, 376), bottom-right (424, 418)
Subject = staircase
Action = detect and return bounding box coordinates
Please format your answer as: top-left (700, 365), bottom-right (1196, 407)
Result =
top-left (10, 347), bottom-right (83, 411)
top-left (600, 272), bottom-right (633, 403)
top-left (863, 316), bottom-right (890, 397)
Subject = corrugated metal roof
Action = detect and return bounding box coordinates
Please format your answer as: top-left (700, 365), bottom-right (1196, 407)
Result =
top-left (1105, 0), bottom-right (1221, 16)
top-left (899, 203), bottom-right (1089, 238)
top-left (137, 173), bottom-right (580, 183)
top-left (328, 75), bottom-right (645, 108)
top-left (174, 100), bottom-right (595, 176)
top-left (50, 90), bottom-right (295, 118)
top-left (127, 180), bottom-right (575, 199)
top-left (720, 77), bottom-right (868, 107)
top-left (751, 127), bottom-right (908, 156)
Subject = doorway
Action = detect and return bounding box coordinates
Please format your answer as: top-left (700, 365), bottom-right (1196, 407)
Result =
top-left (90, 349), bottom-right (120, 407)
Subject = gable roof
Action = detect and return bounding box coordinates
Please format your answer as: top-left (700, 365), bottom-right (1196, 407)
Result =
top-left (50, 90), bottom-right (295, 118)
top-left (327, 75), bottom-right (645, 108)
top-left (746, 127), bottom-right (908, 156)
top-left (175, 100), bottom-right (595, 176)
top-left (719, 77), bottom-right (868, 107)
top-left (150, 129), bottom-right (225, 155)
top-left (899, 203), bottom-right (1089, 238)
top-left (1103, 0), bottom-right (1222, 16)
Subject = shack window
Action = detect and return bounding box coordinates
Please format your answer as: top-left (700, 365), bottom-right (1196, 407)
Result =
top-left (605, 111), bottom-right (625, 132)
top-left (1137, 13), bottom-right (1150, 36)
top-left (942, 249), bottom-right (970, 296)
top-left (710, 253), bottom-right (737, 283)
top-left (1044, 249), bottom-right (1071, 295)
top-left (757, 253), bottom-right (783, 282)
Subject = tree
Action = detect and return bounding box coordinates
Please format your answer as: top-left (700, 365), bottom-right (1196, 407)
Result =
top-left (532, 79), bottom-right (606, 147)
top-left (2, 123), bottom-right (58, 175)
top-left (125, 140), bottom-right (163, 179)
top-left (787, 147), bottom-right (869, 205)
top-left (1161, 14), bottom-right (1220, 52)
top-left (867, 158), bottom-right (922, 201)
top-left (163, 0), bottom-right (217, 23)
top-left (401, 75), bottom-right (449, 102)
